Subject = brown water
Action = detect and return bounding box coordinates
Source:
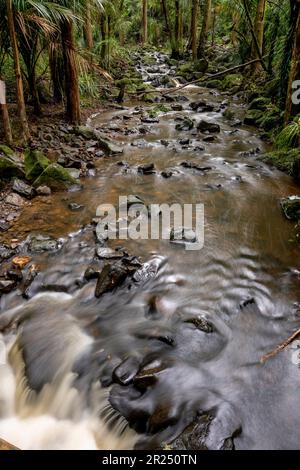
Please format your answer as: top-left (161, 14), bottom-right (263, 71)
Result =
top-left (1, 55), bottom-right (300, 449)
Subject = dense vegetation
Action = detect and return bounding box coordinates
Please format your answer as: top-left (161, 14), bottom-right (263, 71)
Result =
top-left (0, 0), bottom-right (299, 148)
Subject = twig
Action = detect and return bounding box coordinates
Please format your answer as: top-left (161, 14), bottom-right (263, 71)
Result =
top-left (260, 328), bottom-right (300, 364)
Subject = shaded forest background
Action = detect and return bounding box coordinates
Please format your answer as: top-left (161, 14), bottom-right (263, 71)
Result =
top-left (0, 0), bottom-right (300, 149)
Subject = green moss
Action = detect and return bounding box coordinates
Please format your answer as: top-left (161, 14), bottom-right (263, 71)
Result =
top-left (204, 79), bottom-right (223, 89)
top-left (25, 149), bottom-right (50, 181)
top-left (0, 144), bottom-right (14, 157)
top-left (33, 163), bottom-right (77, 190)
top-left (244, 109), bottom-right (263, 126)
top-left (223, 107), bottom-right (235, 120)
top-left (260, 149), bottom-right (300, 178)
top-left (148, 104), bottom-right (171, 118)
top-left (0, 155), bottom-right (25, 180)
top-left (248, 97), bottom-right (271, 111)
top-left (221, 73), bottom-right (243, 90)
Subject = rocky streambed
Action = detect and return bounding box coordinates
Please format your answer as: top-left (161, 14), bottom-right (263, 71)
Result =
top-left (1, 52), bottom-right (300, 450)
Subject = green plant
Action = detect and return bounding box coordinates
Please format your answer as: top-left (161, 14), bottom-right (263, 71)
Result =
top-left (276, 117), bottom-right (300, 150)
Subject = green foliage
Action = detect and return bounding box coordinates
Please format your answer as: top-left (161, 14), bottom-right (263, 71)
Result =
top-left (261, 149), bottom-right (300, 177)
top-left (276, 118), bottom-right (300, 150)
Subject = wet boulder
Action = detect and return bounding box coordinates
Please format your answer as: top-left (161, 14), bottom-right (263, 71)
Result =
top-left (281, 197), bottom-right (300, 221)
top-left (0, 279), bottom-right (16, 295)
top-left (175, 117), bottom-right (194, 131)
top-left (95, 263), bottom-right (128, 298)
top-left (113, 356), bottom-right (142, 386)
top-left (138, 163), bottom-right (156, 174)
top-left (26, 234), bottom-right (62, 253)
top-left (197, 120), bottom-right (220, 133)
top-left (12, 179), bottom-right (35, 199)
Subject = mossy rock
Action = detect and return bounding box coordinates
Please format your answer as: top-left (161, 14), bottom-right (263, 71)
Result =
top-left (244, 109), bottom-right (263, 126)
top-left (223, 107), bottom-right (235, 120)
top-left (262, 79), bottom-right (279, 98)
top-left (281, 197), bottom-right (300, 221)
top-left (142, 93), bottom-right (158, 103)
top-left (0, 144), bottom-right (14, 157)
top-left (248, 97), bottom-right (271, 111)
top-left (260, 149), bottom-right (300, 178)
top-left (25, 149), bottom-right (50, 181)
top-left (33, 163), bottom-right (78, 190)
top-left (204, 79), bottom-right (223, 89)
top-left (0, 155), bottom-right (25, 180)
top-left (222, 73), bottom-right (243, 91)
top-left (73, 125), bottom-right (95, 139)
top-left (148, 104), bottom-right (171, 118)
top-left (258, 106), bottom-right (282, 131)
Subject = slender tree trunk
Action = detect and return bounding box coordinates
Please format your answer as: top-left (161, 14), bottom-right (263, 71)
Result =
top-left (231, 12), bottom-right (240, 47)
top-left (0, 80), bottom-right (13, 146)
top-left (5, 0), bottom-right (30, 142)
top-left (100, 13), bottom-right (109, 67)
top-left (191, 0), bottom-right (198, 60)
top-left (211, 7), bottom-right (216, 46)
top-left (28, 71), bottom-right (42, 116)
top-left (285, 0), bottom-right (300, 123)
top-left (49, 45), bottom-right (64, 103)
top-left (251, 0), bottom-right (267, 73)
top-left (84, 0), bottom-right (94, 50)
top-left (172, 0), bottom-right (181, 59)
top-left (161, 0), bottom-right (173, 50)
top-left (197, 0), bottom-right (211, 58)
top-left (142, 0), bottom-right (148, 45)
top-left (267, 7), bottom-right (280, 76)
top-left (60, 20), bottom-right (81, 124)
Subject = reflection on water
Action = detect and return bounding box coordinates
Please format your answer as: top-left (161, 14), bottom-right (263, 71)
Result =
top-left (1, 68), bottom-right (300, 449)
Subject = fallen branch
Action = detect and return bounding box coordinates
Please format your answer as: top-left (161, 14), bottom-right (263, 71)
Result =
top-left (260, 328), bottom-right (300, 364)
top-left (127, 55), bottom-right (268, 97)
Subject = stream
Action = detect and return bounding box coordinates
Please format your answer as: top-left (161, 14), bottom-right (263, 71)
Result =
top-left (1, 52), bottom-right (300, 450)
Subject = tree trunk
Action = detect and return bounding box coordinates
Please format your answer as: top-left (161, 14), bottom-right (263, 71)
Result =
top-left (49, 45), bottom-right (64, 103)
top-left (5, 0), bottom-right (30, 142)
top-left (191, 0), bottom-right (198, 60)
top-left (251, 0), bottom-right (267, 73)
top-left (0, 80), bottom-right (13, 146)
top-left (84, 0), bottom-right (94, 50)
top-left (285, 0), bottom-right (300, 123)
top-left (142, 0), bottom-right (148, 45)
top-left (60, 20), bottom-right (81, 124)
top-left (28, 71), bottom-right (42, 116)
top-left (100, 13), bottom-right (109, 67)
top-left (161, 0), bottom-right (173, 50)
top-left (231, 12), bottom-right (240, 47)
top-left (197, 0), bottom-right (211, 58)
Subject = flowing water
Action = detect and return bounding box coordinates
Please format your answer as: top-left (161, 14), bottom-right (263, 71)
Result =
top-left (1, 53), bottom-right (300, 450)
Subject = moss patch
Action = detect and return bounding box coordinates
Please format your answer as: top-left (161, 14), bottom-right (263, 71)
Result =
top-left (25, 149), bottom-right (50, 181)
top-left (33, 163), bottom-right (77, 190)
top-left (260, 149), bottom-right (300, 178)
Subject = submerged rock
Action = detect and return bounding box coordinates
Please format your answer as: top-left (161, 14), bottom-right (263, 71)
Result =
top-left (175, 117), bottom-right (194, 131)
top-left (197, 120), bottom-right (220, 133)
top-left (138, 163), bottom-right (156, 174)
top-left (27, 234), bottom-right (62, 253)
